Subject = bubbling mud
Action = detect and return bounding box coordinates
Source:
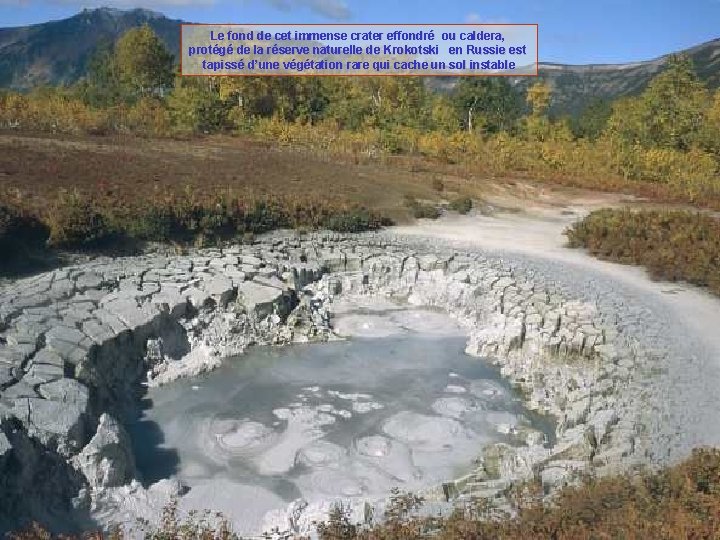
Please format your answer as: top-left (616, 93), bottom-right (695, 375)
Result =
top-left (129, 305), bottom-right (551, 536)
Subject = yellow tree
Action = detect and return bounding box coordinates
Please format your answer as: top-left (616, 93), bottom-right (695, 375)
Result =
top-left (699, 89), bottom-right (720, 156)
top-left (115, 25), bottom-right (174, 97)
top-left (526, 81), bottom-right (551, 116)
top-left (605, 55), bottom-right (709, 150)
top-left (523, 81), bottom-right (552, 141)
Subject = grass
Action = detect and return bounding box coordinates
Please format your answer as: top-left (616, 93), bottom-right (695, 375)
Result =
top-left (0, 134), bottom-right (411, 269)
top-left (566, 208), bottom-right (720, 297)
top-left (8, 448), bottom-right (720, 539)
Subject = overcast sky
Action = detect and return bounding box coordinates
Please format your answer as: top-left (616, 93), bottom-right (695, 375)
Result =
top-left (1, 0), bottom-right (718, 65)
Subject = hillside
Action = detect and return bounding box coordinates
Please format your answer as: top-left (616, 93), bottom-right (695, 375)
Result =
top-left (0, 8), bottom-right (180, 88)
top-left (0, 8), bottom-right (718, 114)
top-left (426, 40), bottom-right (720, 115)
top-left (522, 37), bottom-right (720, 114)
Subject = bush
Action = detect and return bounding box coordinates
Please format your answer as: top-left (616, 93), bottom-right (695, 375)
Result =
top-left (566, 208), bottom-right (720, 296)
top-left (317, 448), bottom-right (720, 539)
top-left (322, 208), bottom-right (391, 232)
top-left (25, 188), bottom-right (393, 252)
top-left (9, 448), bottom-right (720, 539)
top-left (448, 197), bottom-right (473, 215)
top-left (405, 197), bottom-right (441, 220)
top-left (45, 190), bottom-right (114, 248)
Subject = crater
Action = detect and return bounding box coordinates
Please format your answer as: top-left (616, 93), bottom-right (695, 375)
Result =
top-left (128, 306), bottom-right (552, 536)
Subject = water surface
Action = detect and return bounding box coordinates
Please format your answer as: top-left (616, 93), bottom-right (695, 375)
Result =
top-left (130, 309), bottom-right (550, 534)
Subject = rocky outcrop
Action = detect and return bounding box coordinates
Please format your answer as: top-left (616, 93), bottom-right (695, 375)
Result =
top-left (0, 232), bottom-right (677, 533)
top-left (0, 243), bottom-right (328, 532)
top-left (73, 414), bottom-right (136, 490)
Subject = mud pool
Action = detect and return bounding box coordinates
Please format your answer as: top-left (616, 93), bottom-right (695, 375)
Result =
top-left (129, 309), bottom-right (552, 535)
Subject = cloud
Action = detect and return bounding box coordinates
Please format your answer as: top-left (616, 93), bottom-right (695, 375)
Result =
top-left (464, 12), bottom-right (509, 24)
top-left (266, 0), bottom-right (350, 20)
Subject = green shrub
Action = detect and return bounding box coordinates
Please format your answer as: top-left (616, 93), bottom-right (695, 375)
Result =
top-left (566, 208), bottom-right (720, 296)
top-left (322, 208), bottom-right (391, 232)
top-left (448, 197), bottom-right (473, 215)
top-left (405, 197), bottom-right (441, 220)
top-left (116, 205), bottom-right (174, 242)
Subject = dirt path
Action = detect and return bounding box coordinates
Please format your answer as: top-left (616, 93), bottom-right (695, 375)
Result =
top-left (392, 205), bottom-right (720, 461)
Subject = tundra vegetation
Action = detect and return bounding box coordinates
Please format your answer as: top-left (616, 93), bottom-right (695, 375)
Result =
top-left (566, 209), bottom-right (720, 296)
top-left (8, 448), bottom-right (720, 539)
top-left (1, 26), bottom-right (719, 261)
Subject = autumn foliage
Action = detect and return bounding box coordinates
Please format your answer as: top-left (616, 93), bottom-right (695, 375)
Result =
top-left (566, 208), bottom-right (720, 296)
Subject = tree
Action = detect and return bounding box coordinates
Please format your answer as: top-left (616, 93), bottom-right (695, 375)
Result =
top-left (452, 78), bottom-right (522, 133)
top-left (75, 39), bottom-right (127, 107)
top-left (605, 55), bottom-right (710, 150)
top-left (168, 76), bottom-right (230, 133)
top-left (366, 77), bottom-right (428, 130)
top-left (322, 77), bottom-right (428, 131)
top-left (697, 89), bottom-right (720, 156)
top-left (322, 77), bottom-right (375, 130)
top-left (219, 76), bottom-right (329, 125)
top-left (114, 25), bottom-right (174, 97)
top-left (521, 81), bottom-right (554, 141)
top-left (429, 95), bottom-right (459, 133)
top-left (526, 81), bottom-right (551, 116)
top-left (571, 98), bottom-right (612, 140)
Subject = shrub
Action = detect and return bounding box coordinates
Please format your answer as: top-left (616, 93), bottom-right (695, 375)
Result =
top-left (322, 208), bottom-right (391, 232)
top-left (448, 197), bottom-right (473, 215)
top-left (566, 208), bottom-right (720, 296)
top-left (45, 190), bottom-right (113, 248)
top-left (8, 448), bottom-right (720, 539)
top-left (116, 204), bottom-right (174, 242)
top-left (317, 448), bottom-right (720, 539)
top-left (405, 197), bottom-right (441, 220)
top-left (117, 98), bottom-right (171, 137)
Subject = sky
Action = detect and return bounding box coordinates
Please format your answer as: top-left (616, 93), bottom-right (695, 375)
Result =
top-left (0, 0), bottom-right (718, 65)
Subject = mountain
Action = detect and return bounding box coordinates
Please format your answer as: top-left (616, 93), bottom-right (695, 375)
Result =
top-left (520, 38), bottom-right (720, 115)
top-left (0, 8), bottom-right (718, 116)
top-left (430, 38), bottom-right (720, 115)
top-left (0, 8), bottom-right (181, 88)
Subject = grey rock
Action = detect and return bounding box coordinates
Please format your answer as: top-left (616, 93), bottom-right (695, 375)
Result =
top-left (237, 282), bottom-right (284, 319)
top-left (3, 380), bottom-right (37, 399)
top-left (73, 413), bottom-right (136, 489)
top-left (0, 430), bottom-right (11, 458)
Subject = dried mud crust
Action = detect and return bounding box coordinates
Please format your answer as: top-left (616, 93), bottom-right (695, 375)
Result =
top-left (0, 231), bottom-right (695, 534)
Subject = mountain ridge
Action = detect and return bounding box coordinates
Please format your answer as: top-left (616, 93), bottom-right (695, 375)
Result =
top-left (1, 8), bottom-right (718, 115)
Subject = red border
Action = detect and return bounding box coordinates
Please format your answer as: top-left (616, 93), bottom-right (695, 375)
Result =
top-left (179, 23), bottom-right (539, 77)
